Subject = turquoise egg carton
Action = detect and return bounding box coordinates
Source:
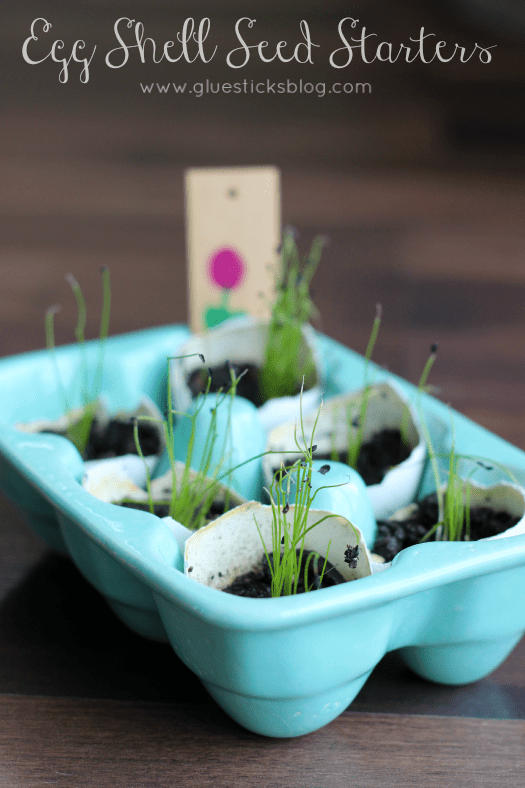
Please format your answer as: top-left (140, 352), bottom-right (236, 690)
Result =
top-left (1, 324), bottom-right (525, 738)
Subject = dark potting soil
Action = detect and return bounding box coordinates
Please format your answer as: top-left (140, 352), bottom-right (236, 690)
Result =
top-left (319, 428), bottom-right (411, 486)
top-left (188, 362), bottom-right (264, 406)
top-left (275, 428), bottom-right (411, 487)
top-left (222, 550), bottom-right (347, 598)
top-left (84, 419), bottom-right (161, 460)
top-left (188, 362), bottom-right (304, 408)
top-left (120, 498), bottom-right (227, 525)
top-left (42, 418), bottom-right (161, 460)
top-left (373, 492), bottom-right (521, 563)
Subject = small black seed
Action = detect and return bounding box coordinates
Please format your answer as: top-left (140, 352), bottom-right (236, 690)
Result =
top-left (344, 544), bottom-right (360, 568)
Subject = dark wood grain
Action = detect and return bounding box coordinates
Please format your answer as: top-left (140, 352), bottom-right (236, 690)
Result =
top-left (1, 696), bottom-right (524, 788)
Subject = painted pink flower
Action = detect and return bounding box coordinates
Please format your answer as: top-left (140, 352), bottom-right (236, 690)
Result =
top-left (208, 247), bottom-right (246, 290)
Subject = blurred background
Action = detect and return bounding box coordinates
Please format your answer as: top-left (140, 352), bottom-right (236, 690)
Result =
top-left (1, 0), bottom-right (524, 446)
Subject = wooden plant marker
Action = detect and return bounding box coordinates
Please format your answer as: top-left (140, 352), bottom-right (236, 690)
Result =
top-left (185, 166), bottom-right (281, 333)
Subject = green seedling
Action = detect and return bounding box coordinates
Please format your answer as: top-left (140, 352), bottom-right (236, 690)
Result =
top-left (256, 396), bottom-right (360, 597)
top-left (346, 302), bottom-right (382, 469)
top-left (330, 304), bottom-right (382, 470)
top-left (132, 356), bottom-right (270, 531)
top-left (164, 360), bottom-right (240, 530)
top-left (399, 342), bottom-right (438, 448)
top-left (259, 229), bottom-right (326, 402)
top-left (131, 354), bottom-right (232, 529)
top-left (340, 329), bottom-right (436, 480)
top-left (45, 267), bottom-right (111, 456)
top-left (420, 409), bottom-right (515, 543)
top-left (420, 429), bottom-right (472, 542)
top-left (45, 304), bottom-right (68, 412)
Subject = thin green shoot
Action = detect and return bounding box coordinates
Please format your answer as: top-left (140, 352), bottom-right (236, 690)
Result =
top-left (45, 304), bottom-right (69, 414)
top-left (419, 408), bottom-right (514, 543)
top-left (447, 454), bottom-right (517, 485)
top-left (65, 273), bottom-right (89, 403)
top-left (132, 417), bottom-right (154, 515)
top-left (259, 229), bottom-right (326, 402)
top-left (399, 342), bottom-right (438, 448)
top-left (303, 543), bottom-right (331, 592)
top-left (441, 420), bottom-right (470, 541)
top-left (256, 394), bottom-right (359, 597)
top-left (420, 436), bottom-right (473, 543)
top-left (167, 357), bottom-right (235, 530)
top-left (45, 268), bottom-right (112, 456)
top-left (345, 303), bottom-right (382, 470)
top-left (439, 436), bottom-right (470, 542)
top-left (132, 355), bottom-right (257, 531)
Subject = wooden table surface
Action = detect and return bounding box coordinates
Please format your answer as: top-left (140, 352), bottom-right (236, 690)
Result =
top-left (1, 2), bottom-right (525, 785)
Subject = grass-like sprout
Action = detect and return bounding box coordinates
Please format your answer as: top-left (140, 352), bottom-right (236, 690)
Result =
top-left (45, 267), bottom-right (111, 456)
top-left (165, 360), bottom-right (239, 530)
top-left (256, 396), bottom-right (359, 597)
top-left (420, 434), bottom-right (472, 543)
top-left (132, 355), bottom-right (258, 531)
top-left (45, 304), bottom-right (69, 412)
top-left (258, 229), bottom-right (326, 402)
top-left (340, 320), bottom-right (434, 480)
top-left (335, 303), bottom-right (382, 470)
top-left (419, 410), bottom-right (515, 543)
top-left (399, 342), bottom-right (438, 448)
